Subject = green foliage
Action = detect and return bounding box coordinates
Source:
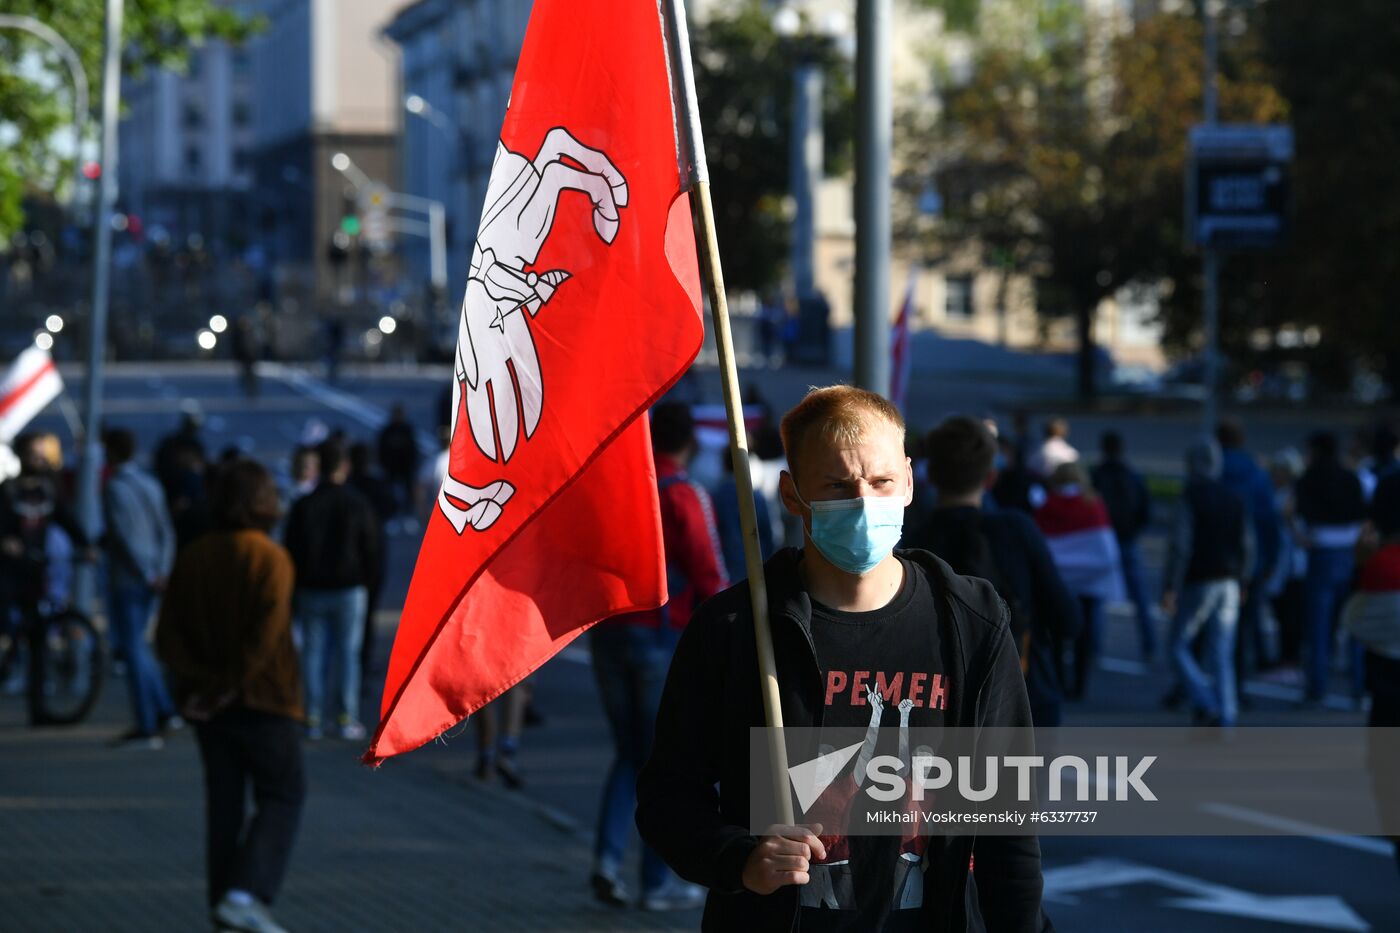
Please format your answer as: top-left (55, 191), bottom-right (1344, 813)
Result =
top-left (692, 0), bottom-right (854, 293)
top-left (926, 4), bottom-right (1284, 395)
top-left (1257, 0), bottom-right (1400, 387)
top-left (0, 0), bottom-right (257, 243)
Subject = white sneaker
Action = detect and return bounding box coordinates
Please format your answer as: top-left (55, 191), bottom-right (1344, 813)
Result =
top-left (640, 881), bottom-right (706, 911)
top-left (338, 720), bottom-right (367, 741)
top-left (212, 894), bottom-right (289, 933)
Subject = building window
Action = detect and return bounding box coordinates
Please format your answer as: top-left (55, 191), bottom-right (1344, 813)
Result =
top-left (183, 104), bottom-right (203, 130)
top-left (185, 146), bottom-right (202, 173)
top-left (231, 48), bottom-right (250, 77)
top-left (233, 148), bottom-right (251, 173)
top-left (945, 275), bottom-right (975, 319)
top-left (232, 101), bottom-right (251, 127)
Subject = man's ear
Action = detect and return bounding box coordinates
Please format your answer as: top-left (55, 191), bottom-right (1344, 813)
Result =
top-left (779, 469), bottom-right (805, 517)
top-left (904, 456), bottom-right (915, 507)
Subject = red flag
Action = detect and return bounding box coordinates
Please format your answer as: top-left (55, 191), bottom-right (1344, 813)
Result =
top-left (368, 0), bottom-right (704, 762)
top-left (889, 272), bottom-right (915, 414)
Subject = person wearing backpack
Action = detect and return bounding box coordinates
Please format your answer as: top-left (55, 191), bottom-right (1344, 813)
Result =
top-left (1090, 431), bottom-right (1156, 661)
top-left (1035, 463), bottom-right (1124, 701)
top-left (909, 416), bottom-right (1082, 727)
top-left (1342, 478), bottom-right (1400, 875)
top-left (588, 402), bottom-right (727, 912)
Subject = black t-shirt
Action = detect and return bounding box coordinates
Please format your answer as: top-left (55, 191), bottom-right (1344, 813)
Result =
top-left (800, 557), bottom-right (947, 933)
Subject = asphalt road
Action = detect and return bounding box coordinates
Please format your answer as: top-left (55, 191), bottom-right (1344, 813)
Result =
top-left (24, 359), bottom-right (1399, 932)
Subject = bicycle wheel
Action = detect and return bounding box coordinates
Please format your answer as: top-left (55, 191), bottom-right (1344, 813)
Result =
top-left (33, 609), bottom-right (105, 726)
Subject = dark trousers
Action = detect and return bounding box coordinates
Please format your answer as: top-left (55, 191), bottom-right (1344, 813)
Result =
top-left (1068, 596), bottom-right (1104, 700)
top-left (1271, 578), bottom-right (1307, 666)
top-left (1366, 653), bottom-right (1400, 877)
top-left (194, 707), bottom-right (306, 907)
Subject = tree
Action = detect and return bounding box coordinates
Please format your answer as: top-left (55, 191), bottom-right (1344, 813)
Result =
top-left (1257, 0), bottom-right (1400, 389)
top-left (926, 3), bottom-right (1283, 398)
top-left (0, 0), bottom-right (256, 243)
top-left (691, 1), bottom-right (854, 293)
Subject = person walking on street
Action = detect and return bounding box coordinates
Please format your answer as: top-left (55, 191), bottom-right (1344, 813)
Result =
top-left (1035, 462), bottom-right (1123, 700)
top-left (284, 439), bottom-right (379, 740)
top-left (347, 442), bottom-right (393, 687)
top-left (637, 386), bottom-right (1049, 933)
top-left (1267, 449), bottom-right (1308, 673)
top-left (1216, 419), bottom-right (1281, 683)
top-left (1162, 440), bottom-right (1254, 727)
top-left (1027, 417), bottom-right (1078, 482)
top-left (156, 459), bottom-right (305, 933)
top-left (1341, 477), bottom-right (1400, 876)
top-left (376, 404), bottom-right (421, 521)
top-left (0, 433), bottom-right (93, 723)
top-left (714, 448), bottom-right (775, 584)
top-left (1091, 431), bottom-right (1156, 660)
top-left (911, 415), bottom-right (1081, 727)
top-left (102, 428), bottom-right (179, 748)
top-left (589, 402), bottom-right (727, 911)
top-left (1296, 431), bottom-right (1368, 703)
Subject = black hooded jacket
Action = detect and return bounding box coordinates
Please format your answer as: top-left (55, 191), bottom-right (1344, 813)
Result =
top-left (636, 547), bottom-right (1048, 932)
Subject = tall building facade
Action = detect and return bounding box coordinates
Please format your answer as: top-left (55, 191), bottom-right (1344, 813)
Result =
top-left (242, 0), bottom-right (407, 300)
top-left (383, 0), bottom-right (531, 297)
top-left (117, 38), bottom-right (256, 253)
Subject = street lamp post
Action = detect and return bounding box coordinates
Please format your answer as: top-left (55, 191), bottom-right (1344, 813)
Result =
top-left (773, 5), bottom-right (849, 367)
top-left (330, 152), bottom-right (447, 295)
top-left (0, 14), bottom-right (90, 207)
top-left (854, 0), bottom-right (892, 395)
top-left (75, 0), bottom-right (124, 613)
top-left (402, 95), bottom-right (458, 303)
top-left (1200, 0), bottom-right (1222, 436)
top-left (772, 9), bottom-right (824, 306)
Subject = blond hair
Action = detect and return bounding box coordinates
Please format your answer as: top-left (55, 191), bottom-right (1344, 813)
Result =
top-left (1050, 461), bottom-right (1098, 502)
top-left (779, 385), bottom-right (905, 480)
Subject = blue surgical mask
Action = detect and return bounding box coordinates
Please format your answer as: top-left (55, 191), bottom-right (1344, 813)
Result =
top-left (796, 491), bottom-right (906, 576)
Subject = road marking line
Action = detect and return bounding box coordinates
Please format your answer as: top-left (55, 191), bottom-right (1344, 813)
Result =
top-left (557, 644), bottom-right (590, 665)
top-left (1199, 803), bottom-right (1395, 858)
top-left (265, 363), bottom-right (437, 456)
top-left (1098, 656), bottom-right (1149, 676)
top-left (1097, 654), bottom-right (1357, 710)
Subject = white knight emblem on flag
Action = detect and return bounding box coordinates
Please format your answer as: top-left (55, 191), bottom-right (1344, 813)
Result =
top-left (438, 128), bottom-right (629, 534)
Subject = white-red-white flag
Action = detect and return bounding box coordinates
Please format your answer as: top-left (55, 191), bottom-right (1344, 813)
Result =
top-left (889, 272), bottom-right (915, 414)
top-left (0, 346), bottom-right (64, 443)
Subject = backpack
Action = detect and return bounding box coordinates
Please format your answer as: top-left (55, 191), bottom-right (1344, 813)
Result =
top-left (1093, 463), bottom-right (1149, 541)
top-left (656, 473), bottom-right (690, 628)
top-left (922, 512), bottom-right (1032, 675)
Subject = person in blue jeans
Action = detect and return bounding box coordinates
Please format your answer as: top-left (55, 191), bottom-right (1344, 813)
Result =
top-left (102, 428), bottom-right (179, 747)
top-left (284, 439), bottom-right (379, 741)
top-left (1295, 431), bottom-right (1368, 703)
top-left (1091, 431), bottom-right (1156, 660)
top-left (1162, 439), bottom-right (1253, 727)
top-left (1216, 419), bottom-right (1282, 686)
top-left (589, 403), bottom-right (727, 912)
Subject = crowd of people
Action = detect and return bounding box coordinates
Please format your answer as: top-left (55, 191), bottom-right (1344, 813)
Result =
top-left (0, 409), bottom-right (421, 933)
top-left (5, 392), bottom-right (1399, 930)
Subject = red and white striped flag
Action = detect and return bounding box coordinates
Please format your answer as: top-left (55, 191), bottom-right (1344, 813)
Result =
top-left (0, 346), bottom-right (63, 443)
top-left (889, 271), bottom-right (915, 414)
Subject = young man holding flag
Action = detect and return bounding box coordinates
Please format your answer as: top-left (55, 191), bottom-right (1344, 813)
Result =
top-left (637, 386), bottom-right (1050, 932)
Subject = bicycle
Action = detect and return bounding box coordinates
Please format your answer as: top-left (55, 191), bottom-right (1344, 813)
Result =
top-left (0, 551), bottom-right (105, 727)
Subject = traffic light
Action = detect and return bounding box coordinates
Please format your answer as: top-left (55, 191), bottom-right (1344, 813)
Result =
top-left (339, 192), bottom-right (361, 237)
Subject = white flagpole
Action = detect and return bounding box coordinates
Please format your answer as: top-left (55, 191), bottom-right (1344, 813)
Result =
top-left (661, 0), bottom-right (795, 827)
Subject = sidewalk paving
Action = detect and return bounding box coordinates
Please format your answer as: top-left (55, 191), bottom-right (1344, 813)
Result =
top-left (0, 682), bottom-right (698, 932)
